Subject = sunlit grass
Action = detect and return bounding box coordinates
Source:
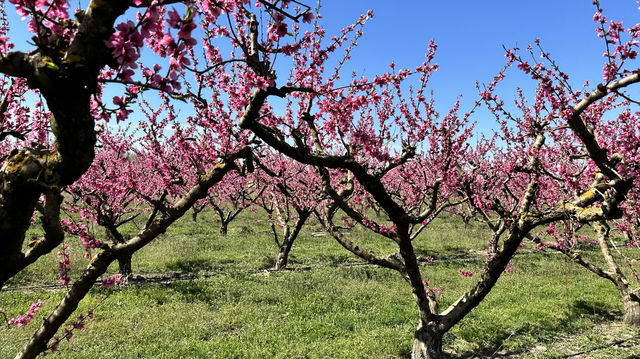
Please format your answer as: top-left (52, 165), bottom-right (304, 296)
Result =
top-left (1, 210), bottom-right (639, 358)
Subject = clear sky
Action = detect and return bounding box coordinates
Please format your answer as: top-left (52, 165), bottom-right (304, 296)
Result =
top-left (313, 0), bottom-right (638, 130)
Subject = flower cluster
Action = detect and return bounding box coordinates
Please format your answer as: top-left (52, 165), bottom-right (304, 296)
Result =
top-left (101, 274), bottom-right (128, 289)
top-left (61, 219), bottom-right (101, 252)
top-left (7, 300), bottom-right (43, 327)
top-left (503, 262), bottom-right (514, 274)
top-left (57, 244), bottom-right (72, 286)
top-left (419, 256), bottom-right (434, 266)
top-left (7, 0), bottom-right (70, 38)
top-left (422, 280), bottom-right (442, 295)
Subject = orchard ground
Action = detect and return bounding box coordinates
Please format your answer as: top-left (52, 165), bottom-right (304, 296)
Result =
top-left (1, 210), bottom-right (639, 358)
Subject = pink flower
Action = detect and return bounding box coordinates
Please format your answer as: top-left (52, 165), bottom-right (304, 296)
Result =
top-left (113, 96), bottom-right (126, 106)
top-left (167, 9), bottom-right (182, 28)
top-left (593, 10), bottom-right (602, 23)
top-left (503, 262), bottom-right (514, 274)
top-left (302, 12), bottom-right (314, 24)
top-left (178, 22), bottom-right (197, 39)
top-left (517, 62), bottom-right (531, 74)
top-left (276, 22), bottom-right (288, 37)
top-left (101, 274), bottom-right (128, 288)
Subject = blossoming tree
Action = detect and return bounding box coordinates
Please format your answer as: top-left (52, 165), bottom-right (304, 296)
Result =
top-left (196, 170), bottom-right (266, 235)
top-left (465, 2), bottom-right (640, 327)
top-left (253, 151), bottom-right (324, 270)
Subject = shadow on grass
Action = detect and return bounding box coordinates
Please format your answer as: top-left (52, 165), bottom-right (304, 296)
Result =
top-left (449, 300), bottom-right (622, 359)
top-left (162, 280), bottom-right (244, 305)
top-left (561, 336), bottom-right (640, 358)
top-left (571, 299), bottom-right (619, 321)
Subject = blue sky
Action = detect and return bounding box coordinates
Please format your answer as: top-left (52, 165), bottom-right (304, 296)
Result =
top-left (316, 0), bottom-right (635, 94)
top-left (313, 0), bottom-right (638, 130)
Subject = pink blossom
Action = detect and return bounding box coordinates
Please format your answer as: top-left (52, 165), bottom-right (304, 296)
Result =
top-left (101, 274), bottom-right (128, 288)
top-left (8, 300), bottom-right (42, 327)
top-left (503, 262), bottom-right (514, 274)
top-left (302, 12), bottom-right (314, 23)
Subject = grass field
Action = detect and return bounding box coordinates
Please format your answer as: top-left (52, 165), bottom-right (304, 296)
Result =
top-left (1, 210), bottom-right (639, 358)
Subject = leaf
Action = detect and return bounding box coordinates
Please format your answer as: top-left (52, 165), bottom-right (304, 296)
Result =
top-left (184, 6), bottom-right (194, 21)
top-left (45, 62), bottom-right (59, 71)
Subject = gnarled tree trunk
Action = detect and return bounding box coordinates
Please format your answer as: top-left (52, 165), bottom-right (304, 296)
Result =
top-left (412, 325), bottom-right (444, 359)
top-left (274, 242), bottom-right (293, 271)
top-left (273, 209), bottom-right (311, 271)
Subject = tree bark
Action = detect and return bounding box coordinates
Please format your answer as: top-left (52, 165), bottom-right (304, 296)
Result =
top-left (274, 245), bottom-right (291, 271)
top-left (0, 190), bottom-right (63, 287)
top-left (104, 227), bottom-right (132, 276)
top-left (117, 255), bottom-right (133, 276)
top-left (219, 221), bottom-right (229, 236)
top-left (412, 326), bottom-right (444, 359)
top-left (274, 210), bottom-right (311, 271)
top-left (622, 291), bottom-right (640, 326)
top-left (274, 235), bottom-right (297, 271)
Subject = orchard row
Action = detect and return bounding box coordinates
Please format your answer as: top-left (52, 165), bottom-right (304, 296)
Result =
top-left (0, 1), bottom-right (639, 358)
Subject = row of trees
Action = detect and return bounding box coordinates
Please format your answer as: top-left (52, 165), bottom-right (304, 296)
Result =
top-left (0, 1), bottom-right (638, 358)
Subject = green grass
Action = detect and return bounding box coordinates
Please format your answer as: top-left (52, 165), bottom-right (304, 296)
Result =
top-left (1, 211), bottom-right (639, 358)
